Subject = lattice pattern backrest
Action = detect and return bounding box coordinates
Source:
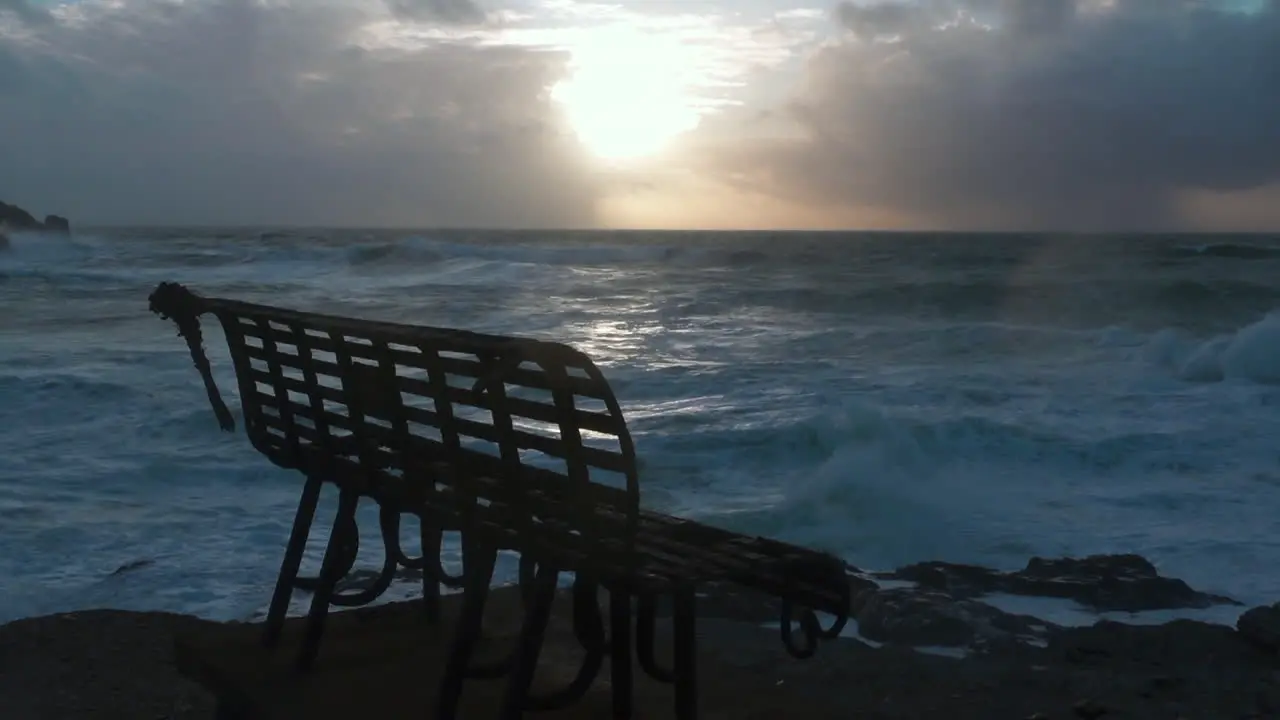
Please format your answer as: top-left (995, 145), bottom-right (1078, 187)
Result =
top-left (206, 301), bottom-right (639, 524)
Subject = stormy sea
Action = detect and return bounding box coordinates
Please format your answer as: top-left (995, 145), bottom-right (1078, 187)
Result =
top-left (2, 228), bottom-right (1279, 626)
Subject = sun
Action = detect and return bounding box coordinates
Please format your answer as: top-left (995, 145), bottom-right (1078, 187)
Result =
top-left (551, 28), bottom-right (704, 162)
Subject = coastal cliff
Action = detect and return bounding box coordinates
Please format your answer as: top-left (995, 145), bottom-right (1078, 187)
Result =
top-left (0, 200), bottom-right (72, 247)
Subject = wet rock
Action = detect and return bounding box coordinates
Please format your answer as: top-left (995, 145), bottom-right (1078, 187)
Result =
top-left (0, 200), bottom-right (41, 230)
top-left (855, 590), bottom-right (975, 646)
top-left (882, 554), bottom-right (1239, 612)
top-left (0, 200), bottom-right (72, 235)
top-left (1052, 618), bottom-right (1245, 670)
top-left (1237, 602), bottom-right (1280, 653)
top-left (44, 214), bottom-right (71, 234)
top-left (854, 588), bottom-right (1057, 649)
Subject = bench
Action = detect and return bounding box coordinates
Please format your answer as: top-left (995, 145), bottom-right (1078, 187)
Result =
top-left (149, 281), bottom-right (851, 720)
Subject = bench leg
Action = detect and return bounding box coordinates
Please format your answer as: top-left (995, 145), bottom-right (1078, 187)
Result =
top-left (610, 589), bottom-right (633, 719)
top-left (296, 487), bottom-right (360, 672)
top-left (436, 538), bottom-right (498, 720)
top-left (673, 587), bottom-right (698, 720)
top-left (262, 476), bottom-right (323, 649)
top-left (499, 562), bottom-right (560, 719)
top-left (420, 516), bottom-right (442, 624)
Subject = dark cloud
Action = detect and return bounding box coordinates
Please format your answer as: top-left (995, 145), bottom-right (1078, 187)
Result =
top-left (0, 0), bottom-right (50, 25)
top-left (709, 0), bottom-right (1280, 230)
top-left (835, 0), bottom-right (932, 40)
top-left (385, 0), bottom-right (487, 25)
top-left (0, 0), bottom-right (596, 227)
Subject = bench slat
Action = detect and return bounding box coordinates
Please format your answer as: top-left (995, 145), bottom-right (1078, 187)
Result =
top-left (240, 346), bottom-right (623, 435)
top-left (250, 387), bottom-right (631, 475)
top-left (238, 322), bottom-right (610, 400)
top-left (255, 414), bottom-right (633, 511)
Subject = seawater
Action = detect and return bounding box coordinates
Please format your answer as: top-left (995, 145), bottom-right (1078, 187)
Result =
top-left (2, 229), bottom-right (1279, 625)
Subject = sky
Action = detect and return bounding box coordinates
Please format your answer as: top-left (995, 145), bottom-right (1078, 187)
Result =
top-left (1, 0), bottom-right (1278, 231)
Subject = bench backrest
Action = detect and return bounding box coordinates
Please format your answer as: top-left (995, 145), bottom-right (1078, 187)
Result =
top-left (149, 282), bottom-right (641, 535)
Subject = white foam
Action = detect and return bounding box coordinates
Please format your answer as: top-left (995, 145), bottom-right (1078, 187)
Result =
top-left (1144, 311), bottom-right (1280, 385)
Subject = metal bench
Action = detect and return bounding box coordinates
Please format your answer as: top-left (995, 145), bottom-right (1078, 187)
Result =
top-left (150, 281), bottom-right (851, 720)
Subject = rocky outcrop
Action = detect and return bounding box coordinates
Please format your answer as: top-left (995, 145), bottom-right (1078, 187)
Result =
top-left (0, 200), bottom-right (71, 234)
top-left (281, 552), bottom-right (1242, 656)
top-left (851, 587), bottom-right (1057, 650)
top-left (44, 214), bottom-right (71, 234)
top-left (875, 554), bottom-right (1240, 613)
top-left (1237, 601), bottom-right (1280, 653)
top-left (0, 200), bottom-right (41, 230)
top-left (847, 555), bottom-right (1239, 650)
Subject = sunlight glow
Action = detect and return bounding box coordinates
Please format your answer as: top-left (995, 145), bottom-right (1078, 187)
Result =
top-left (551, 27), bottom-right (704, 162)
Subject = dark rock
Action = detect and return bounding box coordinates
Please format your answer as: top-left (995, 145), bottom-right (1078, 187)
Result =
top-left (44, 214), bottom-right (71, 234)
top-left (1051, 619), bottom-right (1246, 670)
top-left (0, 200), bottom-right (71, 235)
top-left (882, 554), bottom-right (1239, 612)
top-left (0, 200), bottom-right (41, 231)
top-left (855, 590), bottom-right (976, 646)
top-left (854, 588), bottom-right (1058, 649)
top-left (1236, 602), bottom-right (1280, 653)
top-left (291, 552), bottom-right (1239, 662)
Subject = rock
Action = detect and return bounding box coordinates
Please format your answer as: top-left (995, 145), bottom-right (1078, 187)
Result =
top-left (881, 554), bottom-right (1239, 612)
top-left (0, 200), bottom-right (41, 231)
top-left (854, 588), bottom-right (1057, 649)
top-left (0, 200), bottom-right (72, 235)
top-left (1237, 602), bottom-right (1280, 653)
top-left (44, 214), bottom-right (71, 234)
top-left (855, 590), bottom-right (976, 646)
top-left (0, 232), bottom-right (8, 250)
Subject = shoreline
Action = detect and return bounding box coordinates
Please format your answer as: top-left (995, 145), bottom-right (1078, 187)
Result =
top-left (3, 554), bottom-right (1280, 719)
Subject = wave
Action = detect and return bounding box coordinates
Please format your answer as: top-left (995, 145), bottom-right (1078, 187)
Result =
top-left (1143, 310), bottom-right (1280, 384)
top-left (337, 234), bottom-right (832, 271)
top-left (0, 372), bottom-right (142, 403)
top-left (1167, 243), bottom-right (1280, 260)
top-left (681, 397), bottom-right (1212, 568)
top-left (737, 400), bottom-right (1202, 476)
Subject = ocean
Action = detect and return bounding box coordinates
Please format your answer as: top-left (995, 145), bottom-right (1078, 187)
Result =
top-left (2, 229), bottom-right (1279, 626)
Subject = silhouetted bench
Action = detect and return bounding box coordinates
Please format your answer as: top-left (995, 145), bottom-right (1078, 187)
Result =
top-left (150, 281), bottom-right (851, 720)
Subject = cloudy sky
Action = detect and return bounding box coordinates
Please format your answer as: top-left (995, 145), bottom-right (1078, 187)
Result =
top-left (1, 0), bottom-right (1277, 230)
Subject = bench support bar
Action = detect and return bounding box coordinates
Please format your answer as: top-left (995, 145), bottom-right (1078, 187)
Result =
top-left (263, 476), bottom-right (323, 649)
